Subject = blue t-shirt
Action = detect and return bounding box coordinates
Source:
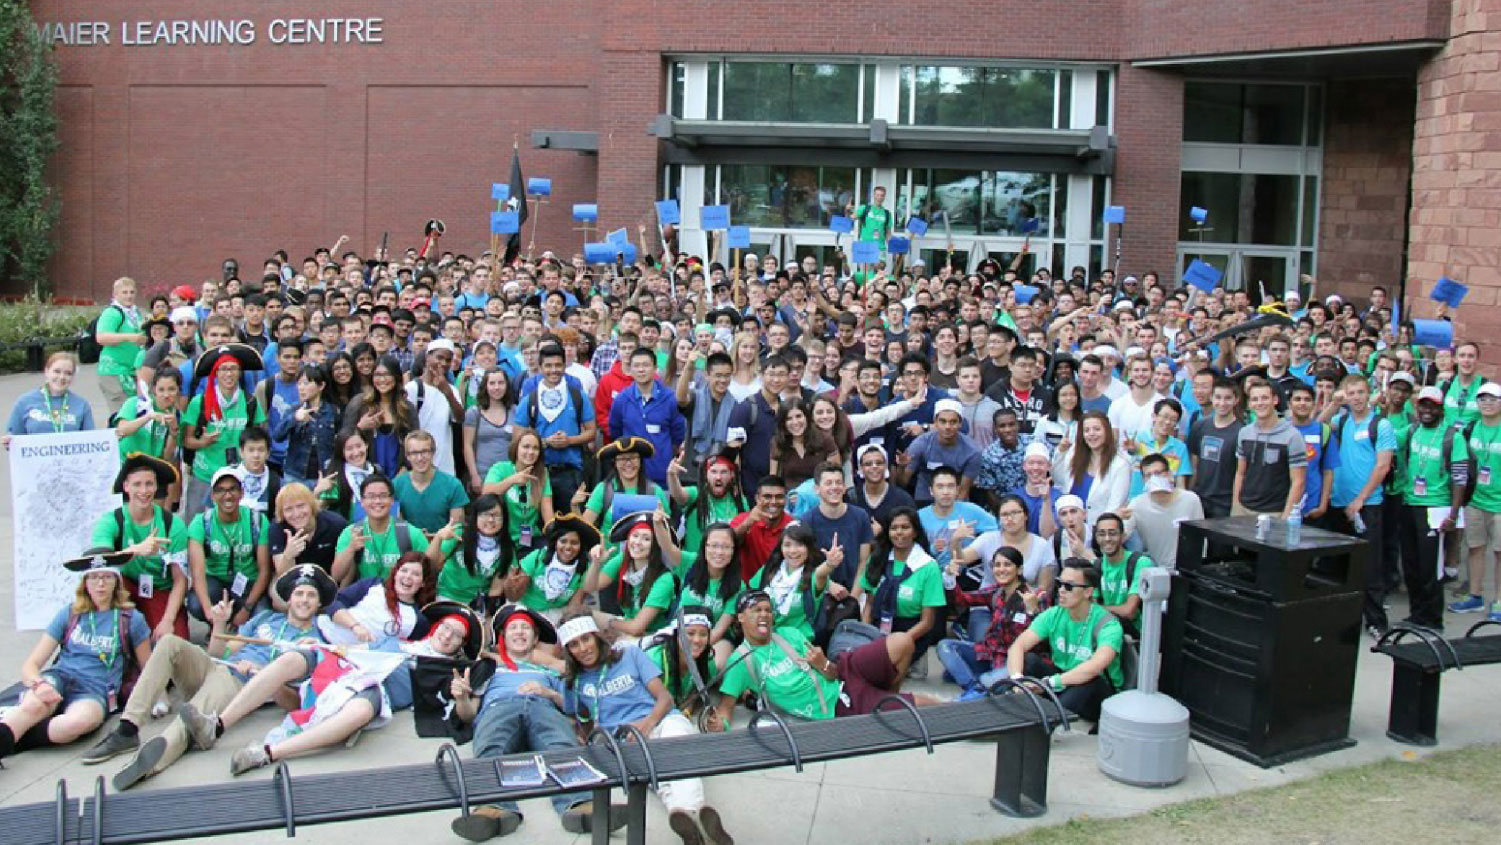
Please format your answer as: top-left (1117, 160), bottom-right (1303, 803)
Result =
top-left (805, 504), bottom-right (875, 588)
top-left (918, 502), bottom-right (998, 567)
top-left (481, 659), bottom-right (565, 711)
top-left (1011, 487), bottom-right (1062, 537)
top-left (45, 605), bottom-right (150, 692)
top-left (1330, 412), bottom-right (1396, 508)
top-left (7, 389), bottom-right (94, 435)
top-left (906, 431), bottom-right (983, 503)
top-left (515, 378), bottom-right (596, 469)
top-left (566, 644), bottom-right (670, 728)
top-left (1295, 420), bottom-right (1342, 514)
top-left (232, 610), bottom-right (321, 680)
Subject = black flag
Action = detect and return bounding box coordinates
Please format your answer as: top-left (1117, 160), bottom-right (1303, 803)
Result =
top-left (503, 144), bottom-right (528, 265)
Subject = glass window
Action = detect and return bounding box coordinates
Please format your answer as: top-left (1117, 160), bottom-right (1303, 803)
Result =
top-left (721, 165), bottom-right (856, 229)
top-left (1096, 71), bottom-right (1112, 128)
top-left (669, 62), bottom-right (686, 119)
top-left (1301, 175), bottom-right (1319, 246)
top-left (719, 62), bottom-right (858, 123)
top-left (708, 62), bottom-right (721, 121)
top-left (909, 66), bottom-right (1057, 128)
top-left (981, 172), bottom-right (1053, 237)
top-left (1179, 172), bottom-right (1302, 246)
top-left (862, 64), bottom-right (876, 122)
top-left (1092, 176), bottom-right (1109, 241)
top-left (1184, 82), bottom-right (1308, 146)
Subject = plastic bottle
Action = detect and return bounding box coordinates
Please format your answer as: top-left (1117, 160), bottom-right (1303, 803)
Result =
top-left (1286, 512), bottom-right (1303, 545)
top-left (1351, 512), bottom-right (1366, 534)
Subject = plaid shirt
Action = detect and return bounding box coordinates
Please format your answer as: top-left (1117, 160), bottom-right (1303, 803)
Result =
top-left (589, 339), bottom-right (619, 381)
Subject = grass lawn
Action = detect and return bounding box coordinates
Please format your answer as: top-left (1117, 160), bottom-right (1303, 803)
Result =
top-left (986, 744), bottom-right (1499, 844)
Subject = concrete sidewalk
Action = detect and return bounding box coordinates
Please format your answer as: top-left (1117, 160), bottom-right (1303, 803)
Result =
top-left (2, 365), bottom-right (1499, 845)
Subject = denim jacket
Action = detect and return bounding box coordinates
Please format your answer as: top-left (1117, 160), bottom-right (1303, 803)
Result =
top-left (272, 401), bottom-right (339, 481)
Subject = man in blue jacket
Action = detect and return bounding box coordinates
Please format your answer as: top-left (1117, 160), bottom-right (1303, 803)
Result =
top-left (609, 347), bottom-right (686, 486)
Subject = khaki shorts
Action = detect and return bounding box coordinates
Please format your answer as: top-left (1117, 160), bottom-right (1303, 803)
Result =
top-left (1464, 506), bottom-right (1501, 552)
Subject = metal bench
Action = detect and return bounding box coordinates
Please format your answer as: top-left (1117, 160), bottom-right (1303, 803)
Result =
top-left (1371, 620), bottom-right (1501, 745)
top-left (0, 680), bottom-right (1068, 845)
top-left (0, 336), bottom-right (83, 371)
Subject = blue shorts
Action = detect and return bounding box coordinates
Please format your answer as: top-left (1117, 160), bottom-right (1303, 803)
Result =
top-left (39, 668), bottom-right (110, 713)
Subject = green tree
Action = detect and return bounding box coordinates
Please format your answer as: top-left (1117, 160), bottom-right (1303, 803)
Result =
top-left (0, 0), bottom-right (61, 298)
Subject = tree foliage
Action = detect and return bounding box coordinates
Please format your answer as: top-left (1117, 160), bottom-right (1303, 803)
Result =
top-left (0, 0), bottom-right (61, 297)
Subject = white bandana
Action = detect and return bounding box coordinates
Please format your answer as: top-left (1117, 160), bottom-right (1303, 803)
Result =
top-left (537, 382), bottom-right (568, 424)
top-left (541, 554), bottom-right (578, 601)
top-left (558, 615), bottom-right (600, 646)
top-left (622, 562), bottom-right (647, 587)
top-left (345, 464), bottom-right (371, 495)
top-left (476, 534), bottom-right (502, 574)
top-left (768, 562), bottom-right (801, 616)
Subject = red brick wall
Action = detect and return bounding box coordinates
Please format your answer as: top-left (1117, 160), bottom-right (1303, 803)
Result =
top-left (23, 0), bottom-right (1457, 304)
top-left (1409, 0), bottom-right (1501, 366)
top-left (1317, 78), bottom-right (1416, 304)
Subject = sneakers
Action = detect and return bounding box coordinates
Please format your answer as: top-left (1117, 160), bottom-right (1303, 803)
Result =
top-left (906, 659), bottom-right (929, 680)
top-left (177, 701), bottom-right (220, 750)
top-left (112, 736), bottom-right (166, 791)
top-left (1448, 595), bottom-right (1486, 614)
top-left (668, 810), bottom-right (706, 845)
top-left (1490, 603), bottom-right (1501, 623)
top-left (1366, 624), bottom-right (1389, 641)
top-left (559, 801), bottom-right (629, 834)
top-left (451, 805), bottom-right (523, 842)
top-left (82, 729), bottom-right (138, 765)
top-left (698, 805), bottom-right (735, 845)
top-left (230, 744), bottom-right (271, 776)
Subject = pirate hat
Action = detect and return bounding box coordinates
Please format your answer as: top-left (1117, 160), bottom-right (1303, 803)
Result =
top-left (489, 602), bottom-right (558, 645)
top-left (608, 510), bottom-right (659, 545)
top-left (597, 436), bottom-right (655, 465)
top-left (421, 600), bottom-right (487, 661)
top-left (62, 546), bottom-right (132, 576)
top-left (114, 452), bottom-right (179, 496)
top-left (273, 563), bottom-right (338, 608)
top-left (191, 343), bottom-right (265, 381)
top-left (543, 514), bottom-right (602, 557)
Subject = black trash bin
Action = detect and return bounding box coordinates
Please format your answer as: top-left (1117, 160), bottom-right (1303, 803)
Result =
top-left (1161, 516), bottom-right (1367, 768)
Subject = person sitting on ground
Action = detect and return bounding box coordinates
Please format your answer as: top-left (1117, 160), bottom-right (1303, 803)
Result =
top-left (1006, 560), bottom-right (1124, 722)
top-left (558, 612), bottom-right (733, 845)
top-left (585, 510), bottom-right (681, 639)
top-left (640, 609), bottom-right (722, 720)
top-left (938, 546), bottom-right (1046, 698)
top-left (448, 604), bottom-right (626, 842)
top-left (186, 466), bottom-right (272, 626)
top-left (507, 515), bottom-right (603, 624)
top-left (1, 550), bottom-right (152, 763)
top-left (427, 493), bottom-right (519, 606)
top-left (711, 590), bottom-right (943, 727)
top-left (84, 564), bottom-right (335, 790)
top-left (860, 507), bottom-right (946, 672)
top-left (268, 482), bottom-right (348, 579)
top-left (318, 551), bottom-right (438, 645)
top-left (178, 598), bottom-right (482, 775)
top-left (89, 453), bottom-right (191, 641)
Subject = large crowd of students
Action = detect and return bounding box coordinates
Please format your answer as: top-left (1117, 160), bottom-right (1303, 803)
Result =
top-left (3, 225), bottom-right (1497, 843)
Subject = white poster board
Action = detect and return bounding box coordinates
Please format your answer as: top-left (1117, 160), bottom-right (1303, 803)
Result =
top-left (9, 430), bottom-right (120, 630)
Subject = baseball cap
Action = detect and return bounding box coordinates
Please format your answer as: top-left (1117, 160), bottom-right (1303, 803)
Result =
top-left (1416, 386), bottom-right (1444, 404)
top-left (1478, 382), bottom-right (1501, 399)
top-left (171, 285), bottom-right (198, 301)
top-left (426, 338), bottom-right (458, 356)
top-left (169, 306), bottom-right (198, 324)
top-left (210, 466), bottom-right (243, 490)
top-left (1388, 372), bottom-right (1416, 387)
top-left (1023, 441), bottom-right (1050, 461)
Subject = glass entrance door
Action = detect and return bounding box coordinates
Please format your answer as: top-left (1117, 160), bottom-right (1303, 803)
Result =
top-left (1178, 248), bottom-right (1298, 304)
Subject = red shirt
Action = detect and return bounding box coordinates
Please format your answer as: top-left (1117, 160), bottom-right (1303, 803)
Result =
top-left (731, 511), bottom-right (795, 582)
top-left (595, 362), bottom-right (633, 440)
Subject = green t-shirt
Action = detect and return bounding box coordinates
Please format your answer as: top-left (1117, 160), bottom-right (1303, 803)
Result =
top-left (748, 564), bottom-right (825, 640)
top-left (186, 508), bottom-right (267, 582)
top-left (89, 505), bottom-right (188, 585)
top-left (852, 204), bottom-right (892, 244)
top-left (483, 460), bottom-right (552, 545)
top-left (1386, 412), bottom-right (1413, 494)
top-left (1443, 376), bottom-right (1486, 428)
top-left (678, 487), bottom-right (744, 555)
top-left (116, 397), bottom-right (177, 461)
top-left (184, 390), bottom-right (266, 481)
top-left (334, 519), bottom-right (430, 580)
top-left (1097, 551), bottom-right (1153, 618)
top-left (1027, 604), bottom-right (1124, 689)
top-left (601, 552), bottom-right (675, 631)
top-left (435, 527), bottom-right (510, 604)
top-left (644, 642), bottom-right (694, 703)
top-left (673, 550), bottom-right (739, 622)
top-left (718, 626), bottom-right (841, 721)
top-left (516, 547), bottom-right (586, 610)
top-left (1467, 421), bottom-right (1501, 512)
top-left (1404, 424), bottom-right (1469, 507)
top-left (97, 305), bottom-right (143, 377)
top-left (392, 471), bottom-right (470, 535)
top-left (860, 556), bottom-right (947, 620)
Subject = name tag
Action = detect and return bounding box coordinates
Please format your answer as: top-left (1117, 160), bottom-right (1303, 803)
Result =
top-left (1012, 611), bottom-right (1029, 624)
top-left (232, 572), bottom-right (249, 597)
top-left (138, 573), bottom-right (154, 599)
top-left (727, 427), bottom-right (747, 442)
top-left (646, 424), bottom-right (662, 434)
top-left (927, 461), bottom-right (943, 470)
top-left (1354, 428), bottom-right (1370, 441)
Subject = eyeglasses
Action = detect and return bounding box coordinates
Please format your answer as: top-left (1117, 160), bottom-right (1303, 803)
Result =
top-left (998, 509), bottom-right (1026, 518)
top-left (363, 492), bottom-right (392, 501)
top-left (902, 369), bottom-right (925, 377)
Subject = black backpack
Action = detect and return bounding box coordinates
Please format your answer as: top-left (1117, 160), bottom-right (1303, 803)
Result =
top-left (1332, 411), bottom-right (1390, 484)
top-left (525, 381), bottom-right (585, 431)
top-left (77, 305), bottom-right (122, 365)
top-left (1406, 423), bottom-right (1479, 506)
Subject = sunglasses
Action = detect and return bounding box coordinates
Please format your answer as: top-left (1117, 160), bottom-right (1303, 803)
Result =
top-left (1057, 582), bottom-right (1087, 592)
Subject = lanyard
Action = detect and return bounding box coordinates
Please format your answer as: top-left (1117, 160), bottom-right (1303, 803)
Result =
top-left (130, 511), bottom-right (169, 577)
top-left (88, 610), bottom-right (119, 667)
top-left (216, 513), bottom-right (247, 574)
top-left (363, 520), bottom-right (398, 564)
top-left (40, 390), bottom-right (68, 433)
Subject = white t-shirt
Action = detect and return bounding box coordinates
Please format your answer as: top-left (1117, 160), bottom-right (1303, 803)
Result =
top-left (965, 530), bottom-right (1057, 588)
top-left (1108, 390), bottom-right (1165, 443)
top-left (406, 379), bottom-right (458, 475)
top-left (1123, 490), bottom-right (1204, 570)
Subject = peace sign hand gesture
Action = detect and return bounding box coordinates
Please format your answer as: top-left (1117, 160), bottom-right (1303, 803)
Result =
top-left (450, 667), bottom-right (473, 700)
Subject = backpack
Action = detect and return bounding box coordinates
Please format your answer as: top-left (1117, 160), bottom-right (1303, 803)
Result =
top-left (1406, 423), bottom-right (1479, 506)
top-left (199, 509), bottom-right (265, 580)
top-left (1439, 376), bottom-right (1490, 420)
top-left (59, 609), bottom-right (139, 711)
top-left (111, 508), bottom-right (176, 556)
top-left (77, 304), bottom-right (121, 365)
top-left (1088, 610), bottom-right (1137, 692)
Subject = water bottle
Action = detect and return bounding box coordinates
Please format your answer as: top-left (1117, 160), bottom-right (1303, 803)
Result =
top-left (1286, 512), bottom-right (1303, 545)
top-left (1351, 512), bottom-right (1366, 535)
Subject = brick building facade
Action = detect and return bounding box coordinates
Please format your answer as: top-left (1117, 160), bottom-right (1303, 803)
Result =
top-left (22, 1), bottom-right (1498, 359)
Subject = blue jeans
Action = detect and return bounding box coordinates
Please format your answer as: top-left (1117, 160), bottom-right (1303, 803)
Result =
top-left (965, 607), bottom-right (992, 643)
top-left (472, 694), bottom-right (588, 816)
top-left (935, 639), bottom-right (1008, 692)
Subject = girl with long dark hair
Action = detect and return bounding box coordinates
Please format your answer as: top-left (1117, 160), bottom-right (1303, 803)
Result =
top-left (428, 494), bottom-right (517, 606)
top-left (585, 511), bottom-right (679, 638)
top-left (860, 507), bottom-right (946, 664)
top-left (747, 522), bottom-right (840, 640)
